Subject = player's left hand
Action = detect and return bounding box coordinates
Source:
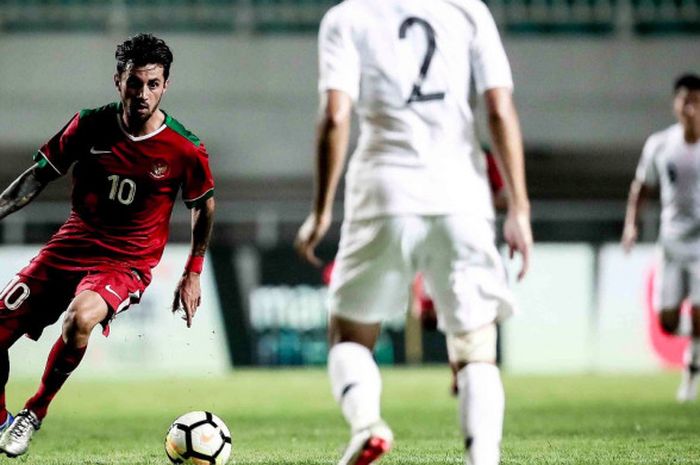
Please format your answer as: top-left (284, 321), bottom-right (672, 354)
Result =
top-left (172, 272), bottom-right (202, 328)
top-left (295, 212), bottom-right (331, 267)
top-left (503, 208), bottom-right (533, 281)
top-left (621, 223), bottom-right (638, 254)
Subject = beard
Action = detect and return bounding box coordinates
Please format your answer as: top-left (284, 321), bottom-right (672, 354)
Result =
top-left (128, 104), bottom-right (153, 124)
top-left (127, 94), bottom-right (162, 126)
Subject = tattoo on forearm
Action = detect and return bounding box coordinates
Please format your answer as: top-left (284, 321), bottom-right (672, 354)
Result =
top-left (0, 167), bottom-right (46, 221)
top-left (191, 198), bottom-right (215, 257)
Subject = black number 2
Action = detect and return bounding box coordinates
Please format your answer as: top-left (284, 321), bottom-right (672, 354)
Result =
top-left (399, 17), bottom-right (446, 104)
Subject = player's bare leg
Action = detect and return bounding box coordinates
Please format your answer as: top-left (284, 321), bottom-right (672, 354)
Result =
top-left (450, 362), bottom-right (459, 396)
top-left (328, 316), bottom-right (393, 465)
top-left (0, 291), bottom-right (108, 457)
top-left (677, 306), bottom-right (700, 402)
top-left (449, 324), bottom-right (504, 465)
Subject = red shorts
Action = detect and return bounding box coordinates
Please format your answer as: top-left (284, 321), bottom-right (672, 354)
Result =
top-left (0, 260), bottom-right (146, 343)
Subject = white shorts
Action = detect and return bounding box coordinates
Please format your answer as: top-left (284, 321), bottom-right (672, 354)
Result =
top-left (656, 251), bottom-right (700, 310)
top-left (328, 215), bottom-right (517, 333)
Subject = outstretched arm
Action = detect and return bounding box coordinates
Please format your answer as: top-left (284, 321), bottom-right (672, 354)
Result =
top-left (622, 180), bottom-right (652, 253)
top-left (0, 164), bottom-right (50, 221)
top-left (172, 196), bottom-right (215, 327)
top-left (485, 87), bottom-right (533, 281)
top-left (295, 89), bottom-right (352, 266)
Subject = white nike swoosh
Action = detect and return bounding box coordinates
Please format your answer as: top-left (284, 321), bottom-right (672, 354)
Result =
top-left (105, 285), bottom-right (122, 300)
top-left (90, 146), bottom-right (112, 155)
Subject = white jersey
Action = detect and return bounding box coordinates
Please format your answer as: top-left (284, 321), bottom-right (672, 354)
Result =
top-left (636, 123), bottom-right (700, 258)
top-left (318, 0), bottom-right (513, 221)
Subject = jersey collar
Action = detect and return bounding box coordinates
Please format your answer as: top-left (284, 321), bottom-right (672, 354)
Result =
top-left (115, 104), bottom-right (167, 142)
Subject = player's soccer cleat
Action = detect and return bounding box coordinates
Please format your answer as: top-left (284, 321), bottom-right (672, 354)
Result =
top-left (676, 366), bottom-right (700, 403)
top-left (0, 412), bottom-right (14, 434)
top-left (0, 409), bottom-right (41, 457)
top-left (337, 420), bottom-right (393, 465)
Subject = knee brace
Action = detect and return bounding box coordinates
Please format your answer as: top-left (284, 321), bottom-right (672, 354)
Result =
top-left (446, 323), bottom-right (497, 365)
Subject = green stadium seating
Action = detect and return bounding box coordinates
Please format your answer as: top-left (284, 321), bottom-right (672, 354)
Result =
top-left (631, 0), bottom-right (700, 34)
top-left (0, 0), bottom-right (696, 35)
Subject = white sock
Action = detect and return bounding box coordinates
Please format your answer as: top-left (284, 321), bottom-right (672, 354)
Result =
top-left (328, 342), bottom-right (382, 432)
top-left (457, 363), bottom-right (504, 465)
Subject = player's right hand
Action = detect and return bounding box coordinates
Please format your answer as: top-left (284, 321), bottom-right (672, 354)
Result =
top-left (621, 223), bottom-right (638, 254)
top-left (295, 212), bottom-right (331, 267)
top-left (503, 209), bottom-right (533, 281)
top-left (172, 272), bottom-right (201, 328)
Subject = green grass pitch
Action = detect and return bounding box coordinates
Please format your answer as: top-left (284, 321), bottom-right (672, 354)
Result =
top-left (3, 367), bottom-right (700, 464)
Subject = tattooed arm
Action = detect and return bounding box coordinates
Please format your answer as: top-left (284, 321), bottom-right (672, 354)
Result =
top-left (0, 165), bottom-right (50, 221)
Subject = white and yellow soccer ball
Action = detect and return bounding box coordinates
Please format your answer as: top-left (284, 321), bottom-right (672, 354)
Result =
top-left (165, 411), bottom-right (232, 465)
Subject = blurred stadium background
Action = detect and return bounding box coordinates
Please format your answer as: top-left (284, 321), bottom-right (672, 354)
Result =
top-left (0, 0), bottom-right (699, 381)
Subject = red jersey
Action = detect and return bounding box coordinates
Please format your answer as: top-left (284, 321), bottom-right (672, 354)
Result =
top-left (27, 102), bottom-right (214, 283)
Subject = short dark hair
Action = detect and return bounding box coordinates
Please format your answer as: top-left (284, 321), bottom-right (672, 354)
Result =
top-left (674, 73), bottom-right (700, 93)
top-left (115, 33), bottom-right (173, 80)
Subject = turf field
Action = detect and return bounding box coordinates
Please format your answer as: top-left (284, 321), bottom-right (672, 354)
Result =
top-left (3, 367), bottom-right (700, 465)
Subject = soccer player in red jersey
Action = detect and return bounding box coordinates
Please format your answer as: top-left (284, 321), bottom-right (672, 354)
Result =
top-left (0, 33), bottom-right (215, 456)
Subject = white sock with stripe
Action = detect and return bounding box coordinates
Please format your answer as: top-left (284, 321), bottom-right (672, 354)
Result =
top-left (457, 363), bottom-right (504, 465)
top-left (328, 342), bottom-right (382, 432)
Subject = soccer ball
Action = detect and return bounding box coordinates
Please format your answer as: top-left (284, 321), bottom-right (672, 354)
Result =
top-left (165, 411), bottom-right (232, 465)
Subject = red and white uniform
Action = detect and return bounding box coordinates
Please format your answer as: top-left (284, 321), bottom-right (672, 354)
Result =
top-left (0, 102), bottom-right (214, 339)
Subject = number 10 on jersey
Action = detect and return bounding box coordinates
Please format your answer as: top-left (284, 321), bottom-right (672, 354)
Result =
top-left (107, 174), bottom-right (136, 205)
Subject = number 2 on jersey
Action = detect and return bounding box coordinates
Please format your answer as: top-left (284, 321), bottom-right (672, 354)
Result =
top-left (399, 17), bottom-right (446, 104)
top-left (107, 174), bottom-right (136, 205)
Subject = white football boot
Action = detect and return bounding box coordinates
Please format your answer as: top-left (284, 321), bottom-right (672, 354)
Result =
top-left (337, 420), bottom-right (393, 465)
top-left (677, 367), bottom-right (700, 403)
top-left (0, 409), bottom-right (41, 457)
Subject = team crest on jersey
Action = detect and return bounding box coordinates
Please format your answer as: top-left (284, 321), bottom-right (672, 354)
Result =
top-left (150, 160), bottom-right (169, 179)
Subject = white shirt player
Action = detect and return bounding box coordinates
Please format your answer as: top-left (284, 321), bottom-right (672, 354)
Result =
top-left (318, 0), bottom-right (514, 221)
top-left (636, 123), bottom-right (700, 258)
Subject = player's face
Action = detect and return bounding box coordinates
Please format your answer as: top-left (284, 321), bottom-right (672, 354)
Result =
top-left (673, 87), bottom-right (700, 128)
top-left (115, 63), bottom-right (169, 125)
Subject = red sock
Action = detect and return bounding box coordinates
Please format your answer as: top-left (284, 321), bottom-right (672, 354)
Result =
top-left (25, 337), bottom-right (86, 420)
top-left (0, 350), bottom-right (9, 424)
top-left (0, 393), bottom-right (6, 425)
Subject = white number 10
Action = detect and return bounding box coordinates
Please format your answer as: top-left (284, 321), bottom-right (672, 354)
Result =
top-left (0, 276), bottom-right (30, 311)
top-left (107, 175), bottom-right (136, 205)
